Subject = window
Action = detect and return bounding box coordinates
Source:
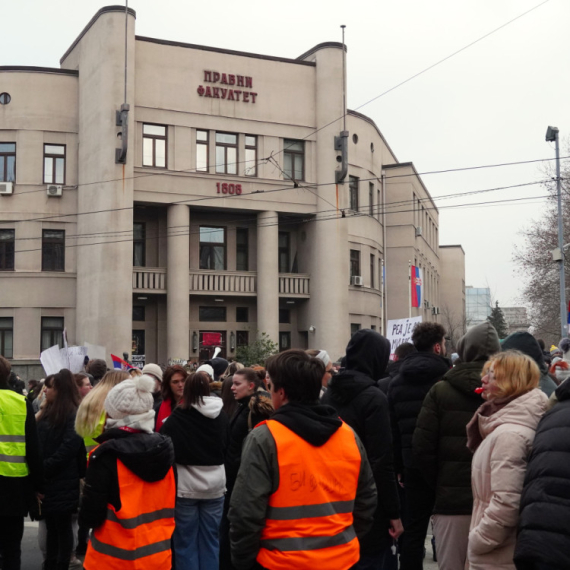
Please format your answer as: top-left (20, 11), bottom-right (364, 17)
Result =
top-left (377, 189), bottom-right (381, 221)
top-left (283, 139), bottom-right (304, 181)
top-left (236, 228), bottom-right (249, 271)
top-left (200, 227), bottom-right (226, 270)
top-left (215, 132), bottom-right (237, 175)
top-left (279, 332), bottom-right (291, 352)
top-left (0, 143), bottom-right (16, 182)
top-left (350, 249), bottom-right (360, 278)
top-left (370, 254), bottom-right (375, 288)
top-left (244, 135), bottom-right (257, 176)
top-left (278, 232), bottom-right (290, 273)
top-left (279, 309), bottom-right (290, 324)
top-left (132, 306), bottom-right (146, 321)
top-left (0, 318), bottom-right (13, 358)
top-left (196, 130), bottom-right (209, 172)
top-left (41, 317), bottom-right (64, 351)
top-left (42, 230), bottom-right (65, 272)
top-left (43, 144), bottom-right (66, 184)
top-left (236, 307), bottom-right (249, 322)
top-left (350, 323), bottom-right (361, 336)
top-left (133, 223), bottom-right (146, 267)
top-left (371, 325), bottom-right (376, 331)
top-left (0, 93), bottom-right (11, 105)
top-left (349, 176), bottom-right (359, 212)
top-left (199, 306), bottom-right (227, 322)
top-left (142, 124), bottom-right (166, 168)
top-left (132, 330), bottom-right (145, 356)
top-left (0, 229), bottom-right (15, 271)
top-left (237, 331), bottom-right (249, 348)
top-left (369, 183), bottom-right (374, 216)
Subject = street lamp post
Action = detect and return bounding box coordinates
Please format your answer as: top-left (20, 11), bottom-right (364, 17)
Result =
top-left (546, 126), bottom-right (566, 339)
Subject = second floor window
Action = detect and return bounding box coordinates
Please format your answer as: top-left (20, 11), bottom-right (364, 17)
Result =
top-left (200, 227), bottom-right (226, 270)
top-left (0, 317), bottom-right (13, 358)
top-left (278, 232), bottom-right (290, 273)
top-left (369, 183), bottom-right (374, 216)
top-left (283, 139), bottom-right (304, 181)
top-left (0, 229), bottom-right (15, 271)
top-left (42, 230), bottom-right (65, 272)
top-left (196, 130), bottom-right (209, 172)
top-left (350, 249), bottom-right (360, 278)
top-left (143, 124), bottom-right (166, 168)
top-left (44, 144), bottom-right (66, 184)
top-left (41, 317), bottom-right (64, 351)
top-left (370, 254), bottom-right (375, 288)
top-left (236, 228), bottom-right (249, 271)
top-left (133, 223), bottom-right (146, 267)
top-left (349, 176), bottom-right (359, 211)
top-left (0, 143), bottom-right (16, 182)
top-left (244, 135), bottom-right (257, 176)
top-left (215, 133), bottom-right (237, 175)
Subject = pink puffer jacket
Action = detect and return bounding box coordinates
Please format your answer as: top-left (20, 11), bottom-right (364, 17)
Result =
top-left (467, 388), bottom-right (548, 570)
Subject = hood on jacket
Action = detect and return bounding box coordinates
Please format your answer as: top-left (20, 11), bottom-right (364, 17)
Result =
top-left (328, 370), bottom-right (376, 406)
top-left (502, 332), bottom-right (545, 369)
top-left (555, 377), bottom-right (570, 402)
top-left (344, 329), bottom-right (391, 381)
top-left (398, 351), bottom-right (450, 386)
top-left (271, 401), bottom-right (342, 446)
top-left (192, 395), bottom-right (223, 418)
top-left (457, 322), bottom-right (501, 363)
top-left (208, 357), bottom-right (229, 381)
top-left (443, 360), bottom-right (486, 396)
top-left (94, 430), bottom-right (174, 482)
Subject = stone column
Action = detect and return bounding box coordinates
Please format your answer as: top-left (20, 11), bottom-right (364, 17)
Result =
top-left (167, 204), bottom-right (190, 361)
top-left (257, 211), bottom-right (279, 345)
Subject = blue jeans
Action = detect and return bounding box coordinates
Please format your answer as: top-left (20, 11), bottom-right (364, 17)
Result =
top-left (173, 496), bottom-right (224, 570)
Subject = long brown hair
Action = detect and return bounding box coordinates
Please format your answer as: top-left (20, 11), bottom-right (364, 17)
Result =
top-left (180, 372), bottom-right (211, 408)
top-left (162, 365), bottom-right (188, 402)
top-left (39, 369), bottom-right (81, 427)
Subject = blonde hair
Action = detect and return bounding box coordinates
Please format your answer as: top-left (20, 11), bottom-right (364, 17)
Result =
top-left (75, 370), bottom-right (129, 437)
top-left (485, 350), bottom-right (540, 399)
top-left (129, 368), bottom-right (143, 377)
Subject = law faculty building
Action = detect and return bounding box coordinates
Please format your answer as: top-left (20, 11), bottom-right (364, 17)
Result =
top-left (0, 6), bottom-right (465, 378)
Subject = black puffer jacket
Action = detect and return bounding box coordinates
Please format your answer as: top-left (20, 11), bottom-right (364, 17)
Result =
top-left (388, 351), bottom-right (449, 473)
top-left (322, 329), bottom-right (400, 552)
top-left (37, 413), bottom-right (86, 515)
top-left (79, 429), bottom-right (174, 529)
top-left (514, 380), bottom-right (570, 569)
top-left (377, 359), bottom-right (403, 395)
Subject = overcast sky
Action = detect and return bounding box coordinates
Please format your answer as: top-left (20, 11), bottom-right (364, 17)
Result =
top-left (3, 0), bottom-right (569, 307)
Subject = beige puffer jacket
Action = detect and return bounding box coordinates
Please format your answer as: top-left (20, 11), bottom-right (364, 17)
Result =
top-left (467, 388), bottom-right (548, 570)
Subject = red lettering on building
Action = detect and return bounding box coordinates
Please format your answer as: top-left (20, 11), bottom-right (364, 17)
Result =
top-left (205, 86), bottom-right (212, 97)
top-left (237, 75), bottom-right (244, 87)
top-left (212, 72), bottom-right (220, 82)
top-left (216, 182), bottom-right (242, 195)
top-left (243, 92), bottom-right (249, 103)
top-left (213, 87), bottom-right (220, 99)
top-left (229, 74), bottom-right (235, 85)
top-left (227, 90), bottom-right (235, 101)
top-left (220, 88), bottom-right (227, 99)
top-left (221, 73), bottom-right (228, 84)
top-left (198, 71), bottom-right (258, 103)
top-left (233, 90), bottom-right (241, 101)
top-left (204, 71), bottom-right (212, 82)
top-left (245, 76), bottom-right (253, 88)
top-left (250, 92), bottom-right (257, 103)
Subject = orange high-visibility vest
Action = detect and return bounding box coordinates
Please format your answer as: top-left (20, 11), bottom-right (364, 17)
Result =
top-left (84, 458), bottom-right (176, 570)
top-left (256, 419), bottom-right (362, 570)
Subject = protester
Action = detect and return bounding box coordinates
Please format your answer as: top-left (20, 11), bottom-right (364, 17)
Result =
top-left (388, 321), bottom-right (449, 570)
top-left (466, 351), bottom-right (548, 570)
top-left (412, 322), bottom-right (500, 570)
top-left (221, 376), bottom-right (238, 419)
top-left (161, 371), bottom-right (229, 570)
top-left (36, 369), bottom-right (85, 570)
top-left (322, 330), bottom-right (402, 568)
top-left (85, 360), bottom-right (107, 386)
top-left (79, 374), bottom-right (176, 570)
top-left (74, 373), bottom-right (92, 400)
top-left (155, 365), bottom-right (188, 430)
top-left (8, 372), bottom-right (25, 395)
top-left (0, 356), bottom-right (43, 570)
top-left (26, 379), bottom-right (41, 402)
top-left (536, 338), bottom-right (551, 367)
top-left (141, 362), bottom-right (163, 404)
top-left (306, 349), bottom-right (334, 396)
top-left (226, 362), bottom-right (244, 377)
top-left (377, 342), bottom-right (416, 395)
top-left (229, 349), bottom-right (377, 570)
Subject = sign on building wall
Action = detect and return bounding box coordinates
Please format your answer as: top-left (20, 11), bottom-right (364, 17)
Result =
top-left (387, 316), bottom-right (423, 357)
top-left (197, 71), bottom-right (258, 103)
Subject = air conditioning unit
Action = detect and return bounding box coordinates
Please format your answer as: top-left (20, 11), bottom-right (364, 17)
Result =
top-left (47, 185), bottom-right (63, 197)
top-left (0, 182), bottom-right (13, 195)
top-left (415, 226), bottom-right (423, 237)
top-left (432, 306), bottom-right (437, 315)
top-left (425, 300), bottom-right (430, 309)
top-left (351, 276), bottom-right (364, 286)
top-left (436, 306), bottom-right (440, 315)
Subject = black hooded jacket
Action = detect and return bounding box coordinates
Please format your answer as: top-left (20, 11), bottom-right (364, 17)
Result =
top-left (388, 350), bottom-right (449, 473)
top-left (322, 329), bottom-right (400, 550)
top-left (79, 429), bottom-right (175, 529)
top-left (514, 379), bottom-right (570, 570)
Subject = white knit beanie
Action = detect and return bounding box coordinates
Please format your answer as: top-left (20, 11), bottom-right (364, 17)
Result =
top-left (104, 374), bottom-right (155, 419)
top-left (196, 364), bottom-right (214, 379)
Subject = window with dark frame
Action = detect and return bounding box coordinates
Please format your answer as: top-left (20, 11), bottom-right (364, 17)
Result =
top-left (279, 309), bottom-right (290, 324)
top-left (0, 143), bottom-right (16, 182)
top-left (42, 230), bottom-right (65, 272)
top-left (142, 124), bottom-right (167, 168)
top-left (370, 254), bottom-right (375, 288)
top-left (236, 330), bottom-right (249, 347)
top-left (43, 144), bottom-right (66, 185)
top-left (132, 330), bottom-right (145, 356)
top-left (0, 229), bottom-right (15, 271)
top-left (215, 132), bottom-right (237, 175)
top-left (132, 306), bottom-right (146, 322)
top-left (196, 130), bottom-right (209, 172)
top-left (133, 222), bottom-right (146, 267)
top-left (0, 317), bottom-right (13, 359)
top-left (349, 176), bottom-right (359, 212)
top-left (199, 306), bottom-right (227, 322)
top-left (350, 249), bottom-right (360, 278)
top-left (283, 139), bottom-right (304, 181)
top-left (369, 183), bottom-right (374, 216)
top-left (236, 228), bottom-right (249, 271)
top-left (350, 323), bottom-right (361, 336)
top-left (278, 232), bottom-right (290, 274)
top-left (236, 307), bottom-right (249, 322)
top-left (377, 189), bottom-right (381, 221)
top-left (244, 135), bottom-right (257, 177)
top-left (279, 331), bottom-right (291, 352)
top-left (200, 227), bottom-right (226, 270)
top-left (41, 317), bottom-right (64, 352)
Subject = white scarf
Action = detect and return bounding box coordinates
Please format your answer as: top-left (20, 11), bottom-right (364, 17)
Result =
top-left (105, 409), bottom-right (155, 433)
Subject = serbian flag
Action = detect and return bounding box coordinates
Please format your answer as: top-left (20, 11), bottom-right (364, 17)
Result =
top-left (202, 332), bottom-right (222, 347)
top-left (111, 354), bottom-right (134, 371)
top-left (411, 265), bottom-right (423, 308)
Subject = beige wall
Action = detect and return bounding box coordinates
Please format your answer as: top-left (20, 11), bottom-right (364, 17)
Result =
top-left (439, 245), bottom-right (466, 345)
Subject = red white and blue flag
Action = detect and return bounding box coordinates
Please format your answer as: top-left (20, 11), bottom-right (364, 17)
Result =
top-left (111, 354), bottom-right (134, 371)
top-left (411, 265), bottom-right (423, 308)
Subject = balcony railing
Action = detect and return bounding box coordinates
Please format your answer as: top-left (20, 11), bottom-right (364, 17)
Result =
top-left (133, 268), bottom-right (166, 293)
top-left (279, 273), bottom-right (310, 297)
top-left (189, 271), bottom-right (257, 296)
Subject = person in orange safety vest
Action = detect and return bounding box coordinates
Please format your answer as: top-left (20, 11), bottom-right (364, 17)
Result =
top-left (229, 349), bottom-right (377, 570)
top-left (79, 374), bottom-right (175, 570)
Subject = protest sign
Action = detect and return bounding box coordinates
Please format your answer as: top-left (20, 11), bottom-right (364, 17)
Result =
top-left (387, 316), bottom-right (422, 357)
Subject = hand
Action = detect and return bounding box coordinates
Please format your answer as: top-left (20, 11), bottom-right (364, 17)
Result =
top-left (397, 473), bottom-right (405, 488)
top-left (36, 492), bottom-right (45, 501)
top-left (389, 518), bottom-right (404, 539)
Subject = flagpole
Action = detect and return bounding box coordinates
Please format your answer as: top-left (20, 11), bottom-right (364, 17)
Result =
top-left (381, 258), bottom-right (385, 335)
top-left (409, 260), bottom-right (412, 319)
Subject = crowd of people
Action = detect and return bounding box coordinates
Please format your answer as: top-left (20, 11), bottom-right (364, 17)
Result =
top-left (1, 323), bottom-right (570, 570)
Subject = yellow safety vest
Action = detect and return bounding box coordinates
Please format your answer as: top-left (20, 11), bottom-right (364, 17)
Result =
top-left (0, 389), bottom-right (29, 477)
top-left (84, 411), bottom-right (106, 457)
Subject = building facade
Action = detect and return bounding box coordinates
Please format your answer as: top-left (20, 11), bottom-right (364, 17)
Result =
top-left (466, 286), bottom-right (492, 326)
top-left (439, 245), bottom-right (466, 348)
top-left (502, 307), bottom-right (530, 335)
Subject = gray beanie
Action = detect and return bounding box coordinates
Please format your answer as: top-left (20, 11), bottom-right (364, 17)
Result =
top-left (104, 374), bottom-right (155, 419)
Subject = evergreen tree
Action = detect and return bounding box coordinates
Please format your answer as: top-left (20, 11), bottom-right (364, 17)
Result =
top-left (488, 301), bottom-right (509, 339)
